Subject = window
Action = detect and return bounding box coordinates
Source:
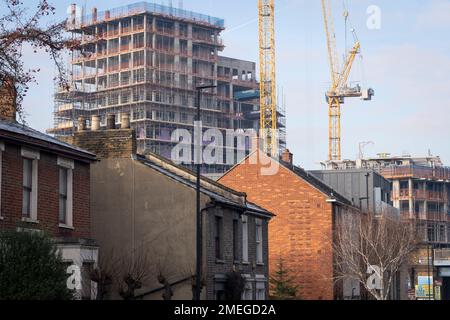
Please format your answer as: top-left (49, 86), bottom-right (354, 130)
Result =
top-left (439, 224), bottom-right (447, 243)
top-left (58, 157), bottom-right (74, 228)
top-left (233, 219), bottom-right (239, 262)
top-left (59, 168), bottom-right (68, 223)
top-left (256, 218), bottom-right (263, 264)
top-left (21, 148), bottom-right (39, 222)
top-left (215, 216), bottom-right (223, 260)
top-left (427, 223), bottom-right (437, 242)
top-left (242, 215), bottom-right (249, 263)
top-left (22, 158), bottom-right (33, 217)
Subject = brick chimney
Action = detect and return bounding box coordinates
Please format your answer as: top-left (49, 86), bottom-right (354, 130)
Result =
top-left (0, 79), bottom-right (17, 122)
top-left (67, 113), bottom-right (136, 160)
top-left (281, 149), bottom-right (293, 165)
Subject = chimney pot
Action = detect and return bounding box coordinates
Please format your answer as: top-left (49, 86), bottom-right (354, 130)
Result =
top-left (121, 113), bottom-right (131, 129)
top-left (106, 114), bottom-right (116, 130)
top-left (77, 116), bottom-right (87, 131)
top-left (91, 115), bottom-right (100, 131)
top-left (281, 149), bottom-right (293, 166)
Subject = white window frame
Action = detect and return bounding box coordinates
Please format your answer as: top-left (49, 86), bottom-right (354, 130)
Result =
top-left (21, 148), bottom-right (39, 223)
top-left (58, 157), bottom-right (74, 229)
top-left (242, 215), bottom-right (249, 263)
top-left (0, 141), bottom-right (4, 220)
top-left (256, 218), bottom-right (263, 264)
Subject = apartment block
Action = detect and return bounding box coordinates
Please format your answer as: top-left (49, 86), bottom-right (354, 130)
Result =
top-left (50, 2), bottom-right (286, 176)
top-left (322, 155), bottom-right (450, 300)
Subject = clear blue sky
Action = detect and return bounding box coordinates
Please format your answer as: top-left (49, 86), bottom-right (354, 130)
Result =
top-left (21, 0), bottom-right (450, 169)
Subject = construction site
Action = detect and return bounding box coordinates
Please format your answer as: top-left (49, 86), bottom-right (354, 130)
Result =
top-left (45, 0), bottom-right (450, 300)
top-left (49, 2), bottom-right (286, 176)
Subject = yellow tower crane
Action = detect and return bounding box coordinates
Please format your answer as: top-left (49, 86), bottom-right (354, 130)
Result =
top-left (321, 0), bottom-right (374, 161)
top-left (258, 0), bottom-right (278, 156)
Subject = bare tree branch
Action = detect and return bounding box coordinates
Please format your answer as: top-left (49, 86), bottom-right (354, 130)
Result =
top-left (333, 212), bottom-right (419, 300)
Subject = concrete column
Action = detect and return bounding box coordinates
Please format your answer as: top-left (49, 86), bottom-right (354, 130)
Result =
top-left (423, 181), bottom-right (428, 220)
top-left (392, 180), bottom-right (400, 210)
top-left (444, 183), bottom-right (449, 214)
top-left (409, 179), bottom-right (414, 219)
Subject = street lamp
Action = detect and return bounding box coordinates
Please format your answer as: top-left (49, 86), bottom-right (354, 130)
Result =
top-left (194, 83), bottom-right (216, 301)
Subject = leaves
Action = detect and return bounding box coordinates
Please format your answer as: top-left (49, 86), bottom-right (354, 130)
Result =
top-left (0, 0), bottom-right (75, 120)
top-left (0, 230), bottom-right (72, 300)
top-left (270, 256), bottom-right (299, 300)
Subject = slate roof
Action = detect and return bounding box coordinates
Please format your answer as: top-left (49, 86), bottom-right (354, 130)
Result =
top-left (0, 120), bottom-right (96, 162)
top-left (136, 154), bottom-right (273, 218)
top-left (280, 160), bottom-right (353, 206)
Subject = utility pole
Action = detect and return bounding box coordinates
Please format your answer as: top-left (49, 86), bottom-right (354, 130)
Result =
top-left (194, 83), bottom-right (216, 301)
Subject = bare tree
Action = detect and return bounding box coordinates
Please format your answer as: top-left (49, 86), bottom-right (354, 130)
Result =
top-left (333, 212), bottom-right (418, 300)
top-left (89, 249), bottom-right (118, 300)
top-left (117, 247), bottom-right (154, 300)
top-left (0, 0), bottom-right (76, 119)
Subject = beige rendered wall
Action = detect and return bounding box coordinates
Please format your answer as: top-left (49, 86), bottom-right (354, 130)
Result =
top-left (90, 158), bottom-right (209, 300)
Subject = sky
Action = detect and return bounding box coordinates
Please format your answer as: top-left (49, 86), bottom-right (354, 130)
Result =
top-left (19, 0), bottom-right (450, 169)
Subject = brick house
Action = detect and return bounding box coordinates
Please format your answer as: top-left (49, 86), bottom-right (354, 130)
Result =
top-left (219, 149), bottom-right (359, 300)
top-left (0, 90), bottom-right (98, 299)
top-left (64, 114), bottom-right (273, 300)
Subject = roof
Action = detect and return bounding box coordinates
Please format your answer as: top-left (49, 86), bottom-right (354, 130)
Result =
top-left (0, 120), bottom-right (96, 162)
top-left (220, 150), bottom-right (353, 207)
top-left (280, 160), bottom-right (353, 206)
top-left (72, 2), bottom-right (225, 30)
top-left (136, 153), bottom-right (273, 218)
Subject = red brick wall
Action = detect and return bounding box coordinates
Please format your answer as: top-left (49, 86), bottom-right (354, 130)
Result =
top-left (219, 155), bottom-right (335, 300)
top-left (0, 143), bottom-right (91, 239)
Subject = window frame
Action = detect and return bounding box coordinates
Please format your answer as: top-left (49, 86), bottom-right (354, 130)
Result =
top-left (232, 219), bottom-right (239, 262)
top-left (242, 215), bottom-right (249, 263)
top-left (255, 218), bottom-right (263, 264)
top-left (57, 157), bottom-right (74, 229)
top-left (214, 215), bottom-right (223, 261)
top-left (21, 148), bottom-right (39, 223)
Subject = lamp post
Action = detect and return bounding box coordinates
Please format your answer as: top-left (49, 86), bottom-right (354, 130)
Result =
top-left (194, 83), bottom-right (216, 301)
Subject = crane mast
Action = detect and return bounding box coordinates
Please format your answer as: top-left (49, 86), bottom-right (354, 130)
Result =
top-left (258, 0), bottom-right (277, 156)
top-left (321, 0), bottom-right (374, 161)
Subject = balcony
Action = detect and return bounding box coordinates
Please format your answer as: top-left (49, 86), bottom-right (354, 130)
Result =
top-left (434, 249), bottom-right (450, 266)
top-left (397, 189), bottom-right (446, 201)
top-left (380, 165), bottom-right (450, 181)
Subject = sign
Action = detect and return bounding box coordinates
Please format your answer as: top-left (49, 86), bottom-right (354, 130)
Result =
top-left (416, 276), bottom-right (433, 299)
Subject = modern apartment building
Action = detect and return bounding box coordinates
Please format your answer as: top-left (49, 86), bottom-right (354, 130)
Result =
top-left (322, 155), bottom-right (450, 299)
top-left (49, 2), bottom-right (286, 175)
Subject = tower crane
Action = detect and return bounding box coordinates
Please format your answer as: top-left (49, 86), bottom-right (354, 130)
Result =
top-left (321, 0), bottom-right (374, 161)
top-left (258, 0), bottom-right (278, 156)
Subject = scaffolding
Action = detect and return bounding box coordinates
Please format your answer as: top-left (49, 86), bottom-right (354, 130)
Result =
top-left (52, 2), bottom-right (269, 175)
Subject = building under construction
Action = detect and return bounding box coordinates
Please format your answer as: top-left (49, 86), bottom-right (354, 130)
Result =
top-left (49, 2), bottom-right (286, 175)
top-left (322, 155), bottom-right (450, 299)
